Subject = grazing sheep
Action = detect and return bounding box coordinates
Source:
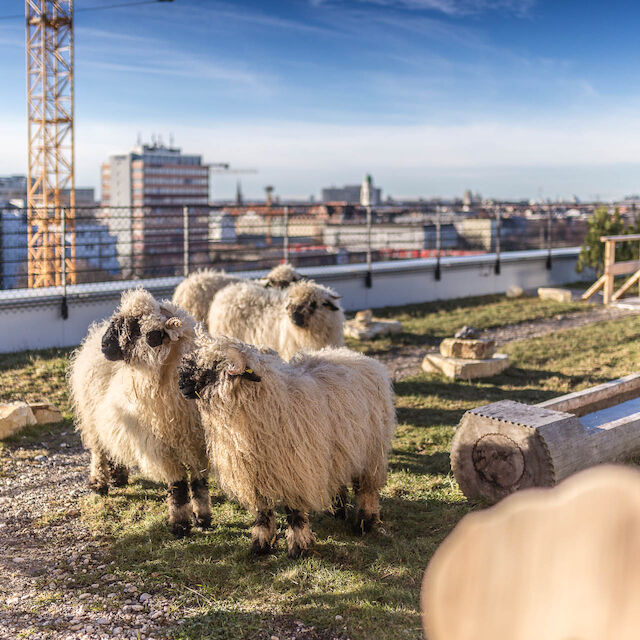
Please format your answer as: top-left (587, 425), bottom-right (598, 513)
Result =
top-left (69, 289), bottom-right (211, 538)
top-left (208, 280), bottom-right (344, 360)
top-left (178, 333), bottom-right (396, 558)
top-left (172, 263), bottom-right (301, 328)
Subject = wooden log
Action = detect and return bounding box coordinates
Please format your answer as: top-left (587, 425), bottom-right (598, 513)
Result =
top-left (451, 373), bottom-right (640, 502)
top-left (581, 274), bottom-right (605, 301)
top-left (612, 268), bottom-right (640, 301)
top-left (422, 465), bottom-right (640, 640)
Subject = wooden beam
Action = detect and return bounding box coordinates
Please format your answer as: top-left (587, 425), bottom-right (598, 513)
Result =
top-left (582, 274), bottom-right (606, 300)
top-left (600, 233), bottom-right (640, 242)
top-left (612, 269), bottom-right (640, 301)
top-left (608, 259), bottom-right (640, 276)
top-left (603, 239), bottom-right (614, 304)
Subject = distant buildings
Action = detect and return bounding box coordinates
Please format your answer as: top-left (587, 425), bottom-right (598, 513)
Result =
top-left (100, 141), bottom-right (210, 277)
top-left (0, 175), bottom-right (27, 203)
top-left (322, 174), bottom-right (381, 205)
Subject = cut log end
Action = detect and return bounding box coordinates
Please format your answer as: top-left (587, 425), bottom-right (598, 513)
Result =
top-left (451, 402), bottom-right (556, 503)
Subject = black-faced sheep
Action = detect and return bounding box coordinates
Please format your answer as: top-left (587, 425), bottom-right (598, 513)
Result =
top-left (207, 280), bottom-right (344, 360)
top-left (172, 263), bottom-right (301, 328)
top-left (178, 334), bottom-right (396, 558)
top-left (69, 289), bottom-right (211, 538)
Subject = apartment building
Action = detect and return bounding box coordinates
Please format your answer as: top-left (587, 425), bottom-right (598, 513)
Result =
top-left (101, 142), bottom-right (210, 277)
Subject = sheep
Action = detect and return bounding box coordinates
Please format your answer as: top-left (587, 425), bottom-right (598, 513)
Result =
top-left (178, 333), bottom-right (396, 558)
top-left (172, 263), bottom-right (302, 328)
top-left (208, 279), bottom-right (344, 360)
top-left (69, 288), bottom-right (211, 538)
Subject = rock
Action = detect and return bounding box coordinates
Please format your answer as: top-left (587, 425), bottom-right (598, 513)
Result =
top-left (29, 401), bottom-right (63, 425)
top-left (422, 353), bottom-right (510, 380)
top-left (538, 287), bottom-right (573, 303)
top-left (139, 593), bottom-right (151, 603)
top-left (454, 326), bottom-right (480, 340)
top-left (344, 317), bottom-right (403, 340)
top-left (335, 615), bottom-right (344, 621)
top-left (131, 604), bottom-right (144, 612)
top-left (439, 338), bottom-right (496, 360)
top-left (506, 285), bottom-right (524, 298)
top-left (0, 402), bottom-right (36, 440)
top-left (354, 309), bottom-right (373, 324)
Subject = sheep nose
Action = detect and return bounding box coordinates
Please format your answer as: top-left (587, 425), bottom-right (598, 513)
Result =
top-left (290, 308), bottom-right (307, 327)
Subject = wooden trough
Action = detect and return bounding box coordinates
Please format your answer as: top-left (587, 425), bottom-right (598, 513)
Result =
top-left (451, 372), bottom-right (640, 502)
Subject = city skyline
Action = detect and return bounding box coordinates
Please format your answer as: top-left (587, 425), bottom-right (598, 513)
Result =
top-left (2, 0), bottom-right (640, 200)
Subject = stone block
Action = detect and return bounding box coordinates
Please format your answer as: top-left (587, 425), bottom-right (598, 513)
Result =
top-left (30, 401), bottom-right (63, 425)
top-left (344, 318), bottom-right (403, 340)
top-left (440, 338), bottom-right (496, 359)
top-left (506, 285), bottom-right (524, 298)
top-left (538, 287), bottom-right (572, 303)
top-left (422, 353), bottom-right (510, 380)
top-left (0, 402), bottom-right (36, 440)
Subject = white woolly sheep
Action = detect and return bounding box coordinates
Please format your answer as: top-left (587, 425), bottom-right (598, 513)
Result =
top-left (178, 333), bottom-right (396, 558)
top-left (172, 263), bottom-right (302, 328)
top-left (69, 288), bottom-right (211, 538)
top-left (208, 279), bottom-right (344, 360)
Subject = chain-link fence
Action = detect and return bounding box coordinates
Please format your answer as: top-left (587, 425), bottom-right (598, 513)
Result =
top-left (0, 202), bottom-right (589, 295)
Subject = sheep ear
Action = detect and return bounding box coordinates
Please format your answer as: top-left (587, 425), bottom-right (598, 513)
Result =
top-left (226, 351), bottom-right (261, 382)
top-left (329, 293), bottom-right (342, 300)
top-left (164, 317), bottom-right (183, 341)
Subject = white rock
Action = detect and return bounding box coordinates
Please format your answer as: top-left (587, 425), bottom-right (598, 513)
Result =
top-left (0, 402), bottom-right (36, 440)
top-left (506, 285), bottom-right (524, 298)
top-left (335, 615), bottom-right (343, 621)
top-left (139, 593), bottom-right (151, 602)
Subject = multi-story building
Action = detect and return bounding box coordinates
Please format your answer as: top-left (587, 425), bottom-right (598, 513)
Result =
top-left (321, 175), bottom-right (382, 205)
top-left (101, 142), bottom-right (210, 277)
top-left (0, 175), bottom-right (27, 203)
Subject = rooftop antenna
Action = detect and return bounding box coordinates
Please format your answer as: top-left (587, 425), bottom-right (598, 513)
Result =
top-left (169, 132), bottom-right (174, 148)
top-left (136, 132), bottom-right (142, 146)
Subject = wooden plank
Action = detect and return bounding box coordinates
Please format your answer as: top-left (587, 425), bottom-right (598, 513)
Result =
top-left (600, 233), bottom-right (640, 241)
top-left (538, 372), bottom-right (640, 416)
top-left (603, 239), bottom-right (614, 304)
top-left (608, 259), bottom-right (640, 276)
top-left (612, 269), bottom-right (640, 301)
top-left (581, 274), bottom-right (606, 300)
top-left (422, 466), bottom-right (640, 640)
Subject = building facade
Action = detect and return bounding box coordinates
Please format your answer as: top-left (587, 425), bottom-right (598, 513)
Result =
top-left (101, 142), bottom-right (210, 277)
top-left (321, 175), bottom-right (382, 205)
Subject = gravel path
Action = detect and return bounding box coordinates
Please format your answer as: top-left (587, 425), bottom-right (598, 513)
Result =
top-left (1, 303), bottom-right (636, 639)
top-left (379, 304), bottom-right (639, 381)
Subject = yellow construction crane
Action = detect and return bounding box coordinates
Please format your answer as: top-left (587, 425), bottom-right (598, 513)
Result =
top-left (26, 0), bottom-right (75, 288)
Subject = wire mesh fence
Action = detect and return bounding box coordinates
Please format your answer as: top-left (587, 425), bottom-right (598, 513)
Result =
top-left (0, 202), bottom-right (589, 296)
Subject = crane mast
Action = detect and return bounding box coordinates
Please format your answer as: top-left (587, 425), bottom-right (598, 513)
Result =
top-left (26, 0), bottom-right (75, 288)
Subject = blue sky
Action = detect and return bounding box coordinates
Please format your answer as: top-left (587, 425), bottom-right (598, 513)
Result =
top-left (1, 0), bottom-right (640, 200)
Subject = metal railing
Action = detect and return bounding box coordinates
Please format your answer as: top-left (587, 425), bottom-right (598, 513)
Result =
top-left (0, 202), bottom-right (589, 299)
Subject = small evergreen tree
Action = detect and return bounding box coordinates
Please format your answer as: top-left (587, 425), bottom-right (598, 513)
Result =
top-left (576, 207), bottom-right (633, 275)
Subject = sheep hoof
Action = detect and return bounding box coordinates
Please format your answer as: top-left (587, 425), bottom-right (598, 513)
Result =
top-left (193, 513), bottom-right (212, 529)
top-left (109, 469), bottom-right (129, 488)
top-left (88, 481), bottom-right (109, 496)
top-left (170, 521), bottom-right (191, 539)
top-left (354, 510), bottom-right (377, 535)
top-left (287, 542), bottom-right (310, 559)
top-left (250, 538), bottom-right (274, 555)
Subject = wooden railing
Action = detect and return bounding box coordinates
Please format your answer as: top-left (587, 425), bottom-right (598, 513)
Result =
top-left (583, 234), bottom-right (640, 305)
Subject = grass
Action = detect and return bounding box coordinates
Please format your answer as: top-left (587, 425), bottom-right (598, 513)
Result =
top-left (1, 293), bottom-right (638, 639)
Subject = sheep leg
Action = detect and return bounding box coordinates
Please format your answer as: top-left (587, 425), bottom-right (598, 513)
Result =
top-left (250, 509), bottom-right (276, 555)
top-left (189, 476), bottom-right (212, 529)
top-left (88, 449), bottom-right (110, 496)
top-left (167, 479), bottom-right (193, 538)
top-left (353, 477), bottom-right (380, 535)
top-left (330, 486), bottom-right (349, 520)
top-left (285, 507), bottom-right (313, 559)
top-left (107, 460), bottom-right (129, 487)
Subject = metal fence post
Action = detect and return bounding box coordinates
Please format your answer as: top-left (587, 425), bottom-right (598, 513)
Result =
top-left (183, 205), bottom-right (190, 277)
top-left (283, 205), bottom-right (290, 263)
top-left (494, 207), bottom-right (501, 275)
top-left (435, 207), bottom-right (442, 281)
top-left (60, 207), bottom-right (68, 319)
top-left (546, 206), bottom-right (552, 270)
top-left (365, 205), bottom-right (373, 288)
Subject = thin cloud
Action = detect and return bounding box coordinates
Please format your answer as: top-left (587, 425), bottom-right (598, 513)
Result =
top-left (316, 0), bottom-right (536, 17)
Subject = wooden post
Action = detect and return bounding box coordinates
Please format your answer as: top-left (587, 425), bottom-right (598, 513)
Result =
top-left (603, 237), bottom-right (614, 304)
top-left (450, 372), bottom-right (640, 503)
top-left (422, 465), bottom-right (640, 640)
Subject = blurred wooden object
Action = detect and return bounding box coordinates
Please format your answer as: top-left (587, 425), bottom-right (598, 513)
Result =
top-left (422, 465), bottom-right (640, 640)
top-left (451, 372), bottom-right (640, 502)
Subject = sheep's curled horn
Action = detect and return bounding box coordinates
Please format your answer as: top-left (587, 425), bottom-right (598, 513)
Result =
top-left (227, 354), bottom-right (261, 382)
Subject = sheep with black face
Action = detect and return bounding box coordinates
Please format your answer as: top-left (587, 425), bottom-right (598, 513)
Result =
top-left (178, 333), bottom-right (396, 558)
top-left (69, 288), bottom-right (211, 538)
top-left (208, 280), bottom-right (344, 360)
top-left (172, 263), bottom-right (302, 329)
